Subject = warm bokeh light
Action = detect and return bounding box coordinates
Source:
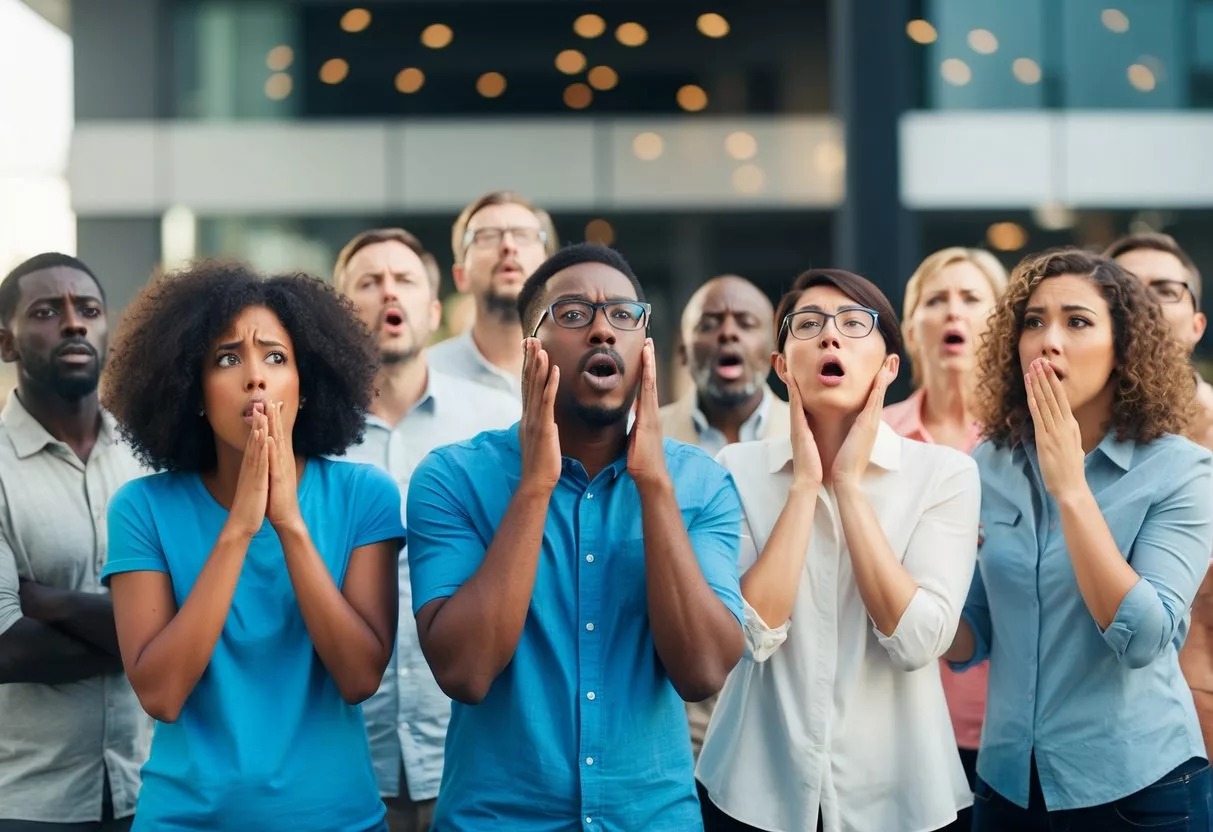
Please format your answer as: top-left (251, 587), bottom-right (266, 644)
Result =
top-left (266, 45), bottom-right (294, 71)
top-left (340, 8), bottom-right (371, 33)
top-left (1102, 8), bottom-right (1130, 33)
top-left (477, 71), bottom-right (507, 98)
top-left (968, 29), bottom-right (999, 54)
top-left (732, 164), bottom-right (766, 195)
top-left (632, 132), bottom-right (664, 161)
top-left (941, 58), bottom-right (973, 86)
top-left (1013, 57), bottom-right (1043, 84)
top-left (616, 22), bottom-right (648, 47)
top-left (1128, 63), bottom-right (1156, 91)
top-left (586, 219), bottom-right (616, 245)
top-left (574, 14), bottom-right (607, 39)
top-left (563, 83), bottom-right (593, 109)
top-left (697, 13), bottom-right (730, 38)
top-left (587, 66), bottom-right (618, 90)
top-left (987, 222), bottom-right (1027, 251)
top-left (676, 84), bottom-right (708, 112)
top-left (265, 73), bottom-right (293, 100)
top-left (319, 58), bottom-right (349, 85)
top-left (421, 23), bottom-right (454, 49)
top-left (555, 49), bottom-right (587, 75)
top-left (906, 20), bottom-right (938, 45)
top-left (395, 68), bottom-right (425, 94)
top-left (724, 131), bottom-right (758, 161)
top-left (811, 140), bottom-right (845, 176)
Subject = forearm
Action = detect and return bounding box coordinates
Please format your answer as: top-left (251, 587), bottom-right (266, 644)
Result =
top-left (739, 483), bottom-right (817, 628)
top-left (943, 617), bottom-right (976, 664)
top-left (834, 482), bottom-right (919, 636)
top-left (26, 587), bottom-right (120, 657)
top-left (1057, 488), bottom-right (1140, 630)
top-left (0, 618), bottom-right (123, 684)
top-left (278, 522), bottom-right (391, 704)
top-left (640, 477), bottom-right (743, 701)
top-left (418, 485), bottom-right (550, 702)
top-left (124, 528), bottom-right (248, 719)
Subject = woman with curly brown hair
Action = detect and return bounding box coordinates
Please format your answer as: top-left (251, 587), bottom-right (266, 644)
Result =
top-left (97, 263), bottom-right (405, 831)
top-left (944, 248), bottom-right (1213, 831)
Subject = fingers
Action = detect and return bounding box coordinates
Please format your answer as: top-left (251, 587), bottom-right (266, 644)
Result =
top-left (1042, 361), bottom-right (1073, 420)
top-left (542, 364), bottom-right (559, 424)
top-left (863, 357), bottom-right (894, 417)
top-left (1032, 360), bottom-right (1063, 420)
top-left (1026, 364), bottom-right (1055, 434)
top-left (641, 339), bottom-right (658, 409)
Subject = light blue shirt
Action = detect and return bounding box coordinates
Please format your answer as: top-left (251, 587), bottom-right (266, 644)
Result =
top-left (427, 330), bottom-right (520, 399)
top-left (955, 433), bottom-right (1213, 810)
top-left (339, 368), bottom-right (518, 801)
top-left (101, 458), bottom-right (406, 831)
top-left (407, 427), bottom-right (744, 831)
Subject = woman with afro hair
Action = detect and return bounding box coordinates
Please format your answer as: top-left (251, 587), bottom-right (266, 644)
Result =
top-left (99, 262), bottom-right (404, 832)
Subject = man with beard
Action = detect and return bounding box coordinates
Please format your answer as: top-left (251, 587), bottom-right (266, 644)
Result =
top-left (428, 190), bottom-right (558, 398)
top-left (333, 228), bottom-right (518, 832)
top-left (407, 243), bottom-right (745, 830)
top-left (0, 253), bottom-right (149, 830)
top-left (659, 275), bottom-right (789, 758)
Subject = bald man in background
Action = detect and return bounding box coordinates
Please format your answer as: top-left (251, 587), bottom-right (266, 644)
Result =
top-left (660, 275), bottom-right (789, 756)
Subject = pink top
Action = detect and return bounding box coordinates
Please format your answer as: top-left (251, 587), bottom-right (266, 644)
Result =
top-left (883, 389), bottom-right (988, 750)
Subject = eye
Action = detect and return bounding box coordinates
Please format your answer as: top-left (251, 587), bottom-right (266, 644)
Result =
top-left (81, 306), bottom-right (102, 318)
top-left (1023, 316), bottom-right (1043, 328)
top-left (559, 309), bottom-right (586, 322)
top-left (610, 307), bottom-right (636, 321)
top-left (31, 307), bottom-right (55, 319)
top-left (736, 314), bottom-right (760, 329)
top-left (842, 317), bottom-right (865, 329)
top-left (216, 353), bottom-right (239, 368)
top-left (797, 318), bottom-right (821, 331)
top-left (925, 296), bottom-right (946, 307)
top-left (267, 351), bottom-right (288, 365)
top-left (1068, 317), bottom-right (1091, 328)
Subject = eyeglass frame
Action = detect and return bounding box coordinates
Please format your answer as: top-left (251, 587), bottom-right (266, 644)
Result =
top-left (779, 305), bottom-right (881, 341)
top-left (531, 299), bottom-right (653, 338)
top-left (1145, 278), bottom-right (1196, 309)
top-left (462, 226), bottom-right (550, 250)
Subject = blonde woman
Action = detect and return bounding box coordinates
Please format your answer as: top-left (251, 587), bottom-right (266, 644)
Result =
top-left (883, 247), bottom-right (1007, 823)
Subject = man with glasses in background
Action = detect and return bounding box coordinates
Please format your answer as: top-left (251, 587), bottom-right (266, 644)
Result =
top-left (428, 190), bottom-right (559, 399)
top-left (406, 243), bottom-right (744, 830)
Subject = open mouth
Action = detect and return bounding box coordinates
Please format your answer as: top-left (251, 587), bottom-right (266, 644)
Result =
top-left (242, 396), bottom-right (268, 424)
top-left (582, 352), bottom-right (622, 392)
top-left (1049, 363), bottom-right (1067, 381)
top-left (382, 308), bottom-right (405, 330)
top-left (714, 353), bottom-right (745, 381)
top-left (817, 356), bottom-right (846, 387)
top-left (944, 333), bottom-right (965, 345)
top-left (821, 360), bottom-right (844, 377)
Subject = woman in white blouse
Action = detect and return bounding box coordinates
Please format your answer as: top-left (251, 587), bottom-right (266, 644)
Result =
top-left (696, 269), bottom-right (981, 832)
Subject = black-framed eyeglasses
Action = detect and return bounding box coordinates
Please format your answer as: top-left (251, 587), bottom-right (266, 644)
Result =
top-left (1146, 279), bottom-right (1194, 307)
top-left (781, 306), bottom-right (879, 340)
top-left (531, 299), bottom-right (652, 337)
top-left (463, 226), bottom-right (549, 250)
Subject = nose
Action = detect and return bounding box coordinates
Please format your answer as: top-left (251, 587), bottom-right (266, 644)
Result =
top-left (586, 306), bottom-right (617, 346)
top-left (946, 297), bottom-right (964, 321)
top-left (816, 319), bottom-right (842, 349)
top-left (382, 274), bottom-right (400, 304)
top-left (60, 305), bottom-right (87, 337)
top-left (717, 314), bottom-right (741, 343)
top-left (498, 230), bottom-right (520, 258)
top-left (244, 369), bottom-right (267, 392)
top-left (1040, 322), bottom-right (1064, 355)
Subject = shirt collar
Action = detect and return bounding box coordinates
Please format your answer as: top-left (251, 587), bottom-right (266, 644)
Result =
top-left (1094, 430), bottom-right (1135, 472)
top-left (690, 389), bottom-right (771, 438)
top-left (766, 419), bottom-right (902, 474)
top-left (364, 365), bottom-right (441, 431)
top-left (888, 389), bottom-right (983, 453)
top-left (1, 392), bottom-right (116, 460)
top-left (506, 423), bottom-right (630, 482)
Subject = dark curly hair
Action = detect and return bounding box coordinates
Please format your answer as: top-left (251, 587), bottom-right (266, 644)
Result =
top-left (977, 247), bottom-right (1196, 448)
top-left (102, 261), bottom-right (378, 472)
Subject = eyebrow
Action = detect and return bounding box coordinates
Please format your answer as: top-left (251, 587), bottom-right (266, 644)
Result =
top-left (1024, 305), bottom-right (1098, 315)
top-left (215, 337), bottom-right (286, 351)
top-left (794, 303), bottom-right (865, 314)
top-left (28, 294), bottom-right (102, 306)
top-left (551, 293), bottom-right (637, 303)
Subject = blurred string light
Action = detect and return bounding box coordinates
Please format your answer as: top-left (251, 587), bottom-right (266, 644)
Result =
top-left (588, 66), bottom-right (618, 91)
top-left (697, 13), bottom-right (730, 38)
top-left (266, 45), bottom-right (294, 71)
top-left (395, 68), bottom-right (425, 94)
top-left (477, 72), bottom-right (506, 98)
top-left (319, 58), bottom-right (349, 85)
top-left (265, 73), bottom-right (293, 100)
top-left (968, 29), bottom-right (998, 54)
top-left (574, 14), bottom-right (607, 39)
top-left (1013, 57), bottom-right (1042, 85)
top-left (1101, 8), bottom-right (1130, 33)
top-left (556, 49), bottom-right (587, 75)
top-left (987, 222), bottom-right (1027, 251)
top-left (616, 22), bottom-right (648, 47)
top-left (1128, 62), bottom-right (1156, 91)
top-left (677, 84), bottom-right (708, 111)
top-left (725, 131), bottom-right (757, 161)
top-left (732, 164), bottom-right (766, 195)
top-left (563, 83), bottom-right (593, 109)
top-left (340, 8), bottom-right (371, 33)
top-left (586, 219), bottom-right (615, 245)
top-left (811, 139), bottom-right (845, 175)
top-left (906, 20), bottom-right (938, 45)
top-left (422, 24), bottom-right (454, 49)
top-left (632, 132), bottom-right (664, 161)
top-left (941, 58), bottom-right (973, 86)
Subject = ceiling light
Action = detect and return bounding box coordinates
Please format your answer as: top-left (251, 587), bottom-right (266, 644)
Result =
top-left (968, 29), bottom-right (999, 54)
top-left (319, 58), bottom-right (349, 85)
top-left (395, 68), bottom-right (425, 94)
top-left (340, 8), bottom-right (371, 33)
top-left (941, 58), bottom-right (973, 86)
top-left (697, 13), bottom-right (729, 38)
top-left (421, 24), bottom-right (454, 49)
top-left (811, 140), bottom-right (845, 176)
top-left (563, 83), bottom-right (593, 110)
top-left (476, 72), bottom-right (507, 98)
top-left (724, 131), bottom-right (758, 161)
top-left (906, 20), bottom-right (938, 45)
top-left (266, 45), bottom-right (294, 72)
top-left (987, 222), bottom-right (1027, 251)
top-left (574, 14), bottom-right (606, 39)
top-left (677, 84), bottom-right (708, 112)
top-left (632, 132), bottom-right (664, 161)
top-left (587, 66), bottom-right (618, 91)
top-left (1128, 63), bottom-right (1156, 91)
top-left (586, 219), bottom-right (615, 246)
top-left (265, 73), bottom-right (293, 100)
top-left (1101, 8), bottom-right (1130, 33)
top-left (555, 49), bottom-right (587, 75)
top-left (616, 22), bottom-right (648, 47)
top-left (1013, 58), bottom-right (1042, 85)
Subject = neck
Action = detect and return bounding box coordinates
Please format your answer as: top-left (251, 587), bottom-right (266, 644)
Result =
top-left (805, 409), bottom-right (856, 484)
top-left (16, 381), bottom-right (101, 455)
top-left (471, 313), bottom-right (524, 378)
top-left (1071, 384), bottom-right (1116, 455)
top-left (698, 387), bottom-right (764, 444)
top-left (919, 369), bottom-right (979, 445)
top-left (555, 412), bottom-right (629, 481)
top-left (371, 355), bottom-right (429, 426)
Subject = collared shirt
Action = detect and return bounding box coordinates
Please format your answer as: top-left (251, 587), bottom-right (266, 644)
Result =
top-left (955, 433), bottom-right (1213, 810)
top-left (340, 368), bottom-right (519, 801)
top-left (0, 394), bottom-right (151, 823)
top-left (427, 330), bottom-right (520, 399)
top-left (697, 423), bottom-right (979, 832)
top-left (689, 392), bottom-right (771, 458)
top-left (407, 428), bottom-right (744, 831)
top-left (883, 388), bottom-right (988, 750)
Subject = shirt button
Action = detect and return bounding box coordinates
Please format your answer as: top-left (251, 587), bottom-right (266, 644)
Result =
top-left (397, 667), bottom-right (409, 677)
top-left (585, 818), bottom-right (593, 825)
top-left (585, 756), bottom-right (595, 766)
top-left (585, 554), bottom-right (595, 563)
top-left (586, 493), bottom-right (594, 500)
top-left (586, 691), bottom-right (596, 701)
top-left (586, 622), bottom-right (595, 632)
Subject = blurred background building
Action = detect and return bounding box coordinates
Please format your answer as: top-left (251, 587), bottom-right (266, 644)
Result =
top-left (3, 0), bottom-right (1213, 397)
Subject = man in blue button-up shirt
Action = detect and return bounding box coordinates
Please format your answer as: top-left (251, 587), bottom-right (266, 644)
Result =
top-left (407, 243), bottom-right (745, 831)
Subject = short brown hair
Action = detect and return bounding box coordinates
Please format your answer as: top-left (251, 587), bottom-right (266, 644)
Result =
top-left (451, 190), bottom-right (559, 262)
top-left (333, 228), bottom-right (440, 295)
top-left (1104, 232), bottom-right (1202, 304)
top-left (977, 247), bottom-right (1196, 448)
top-left (774, 269), bottom-right (903, 356)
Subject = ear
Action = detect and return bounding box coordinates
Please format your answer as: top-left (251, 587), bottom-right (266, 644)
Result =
top-left (676, 338), bottom-right (689, 368)
top-left (900, 320), bottom-right (916, 356)
top-left (771, 351), bottom-right (788, 384)
top-left (428, 298), bottom-right (443, 336)
top-left (0, 328), bottom-right (17, 364)
top-left (885, 353), bottom-right (901, 381)
top-left (1194, 311), bottom-right (1207, 346)
top-left (451, 263), bottom-right (470, 294)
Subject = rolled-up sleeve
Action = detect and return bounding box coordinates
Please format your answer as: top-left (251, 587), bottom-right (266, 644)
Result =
top-left (877, 455), bottom-right (981, 672)
top-left (0, 493), bottom-right (22, 637)
top-left (686, 461), bottom-right (744, 629)
top-left (1100, 456), bottom-right (1213, 668)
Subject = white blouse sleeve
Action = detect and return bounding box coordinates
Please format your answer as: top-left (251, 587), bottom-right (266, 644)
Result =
top-left (736, 510), bottom-right (792, 662)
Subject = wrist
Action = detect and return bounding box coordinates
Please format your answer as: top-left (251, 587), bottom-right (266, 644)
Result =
top-left (788, 479), bottom-right (821, 500)
top-left (1055, 485), bottom-right (1095, 512)
top-left (832, 476), bottom-right (865, 498)
top-left (271, 515), bottom-right (309, 541)
top-left (634, 471), bottom-right (675, 499)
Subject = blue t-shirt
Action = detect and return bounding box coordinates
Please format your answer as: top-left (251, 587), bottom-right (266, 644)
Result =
top-left (101, 457), bottom-right (406, 832)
